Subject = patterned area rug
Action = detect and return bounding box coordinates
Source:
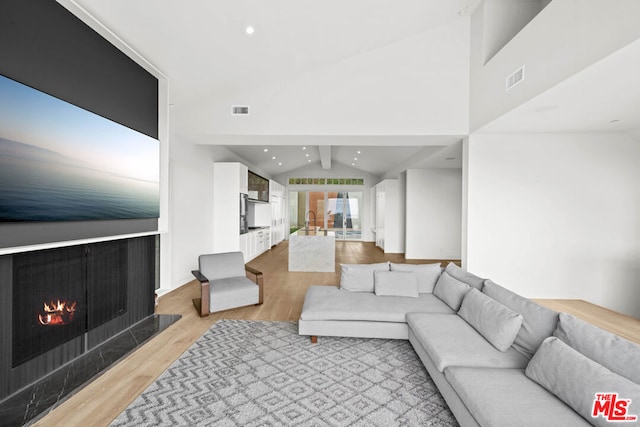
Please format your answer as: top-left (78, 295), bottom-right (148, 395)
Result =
top-left (111, 320), bottom-right (458, 426)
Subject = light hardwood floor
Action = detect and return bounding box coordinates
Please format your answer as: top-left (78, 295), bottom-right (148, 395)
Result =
top-left (34, 240), bottom-right (640, 427)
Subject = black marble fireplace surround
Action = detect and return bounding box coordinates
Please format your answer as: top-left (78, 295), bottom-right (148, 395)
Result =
top-left (0, 235), bottom-right (178, 425)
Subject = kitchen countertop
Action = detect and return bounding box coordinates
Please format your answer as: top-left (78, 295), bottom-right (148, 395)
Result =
top-left (292, 229), bottom-right (335, 236)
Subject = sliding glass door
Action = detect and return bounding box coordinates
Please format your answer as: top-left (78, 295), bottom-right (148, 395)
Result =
top-left (328, 191), bottom-right (362, 240)
top-left (289, 190), bottom-right (362, 241)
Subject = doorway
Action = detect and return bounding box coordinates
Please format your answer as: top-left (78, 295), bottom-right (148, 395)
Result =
top-left (289, 191), bottom-right (363, 241)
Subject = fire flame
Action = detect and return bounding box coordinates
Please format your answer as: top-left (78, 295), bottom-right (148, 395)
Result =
top-left (38, 299), bottom-right (77, 326)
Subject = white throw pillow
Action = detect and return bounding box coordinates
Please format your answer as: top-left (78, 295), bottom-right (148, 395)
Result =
top-left (433, 271), bottom-right (472, 310)
top-left (340, 262), bottom-right (390, 292)
top-left (374, 270), bottom-right (419, 298)
top-left (458, 288), bottom-right (524, 352)
top-left (390, 262), bottom-right (442, 293)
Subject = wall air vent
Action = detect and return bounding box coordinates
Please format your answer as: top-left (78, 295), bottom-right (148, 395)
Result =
top-left (231, 105), bottom-right (250, 115)
top-left (505, 65), bottom-right (525, 91)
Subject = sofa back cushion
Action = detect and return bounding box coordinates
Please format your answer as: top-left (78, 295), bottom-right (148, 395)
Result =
top-left (390, 262), bottom-right (442, 293)
top-left (339, 262), bottom-right (389, 292)
top-left (433, 272), bottom-right (472, 310)
top-left (553, 313), bottom-right (640, 384)
top-left (374, 270), bottom-right (419, 298)
top-left (482, 280), bottom-right (559, 359)
top-left (444, 262), bottom-right (485, 290)
top-left (526, 337), bottom-right (640, 427)
top-left (458, 288), bottom-right (524, 352)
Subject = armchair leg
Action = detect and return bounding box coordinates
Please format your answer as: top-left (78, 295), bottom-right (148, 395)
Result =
top-left (310, 336), bottom-right (318, 344)
top-left (192, 280), bottom-right (210, 317)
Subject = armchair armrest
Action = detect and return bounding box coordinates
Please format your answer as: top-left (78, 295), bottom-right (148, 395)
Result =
top-left (191, 270), bottom-right (210, 317)
top-left (245, 265), bottom-right (264, 305)
top-left (191, 270), bottom-right (209, 283)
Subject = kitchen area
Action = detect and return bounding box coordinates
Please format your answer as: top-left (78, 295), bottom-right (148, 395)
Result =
top-left (213, 163), bottom-right (287, 263)
top-left (212, 162), bottom-right (341, 272)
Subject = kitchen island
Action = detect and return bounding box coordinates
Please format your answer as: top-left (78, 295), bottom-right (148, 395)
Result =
top-left (289, 229), bottom-right (335, 272)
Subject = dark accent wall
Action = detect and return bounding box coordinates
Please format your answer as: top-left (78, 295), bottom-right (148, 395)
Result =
top-left (0, 236), bottom-right (156, 401)
top-left (0, 0), bottom-right (160, 249)
top-left (0, 0), bottom-right (158, 138)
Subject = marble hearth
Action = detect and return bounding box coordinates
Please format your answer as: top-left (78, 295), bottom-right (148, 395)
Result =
top-left (0, 314), bottom-right (180, 426)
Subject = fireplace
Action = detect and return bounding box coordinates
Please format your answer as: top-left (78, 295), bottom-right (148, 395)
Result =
top-left (11, 243), bottom-right (128, 367)
top-left (0, 236), bottom-right (156, 404)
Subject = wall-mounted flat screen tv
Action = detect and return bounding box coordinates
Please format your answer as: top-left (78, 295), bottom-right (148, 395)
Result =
top-left (0, 74), bottom-right (159, 222)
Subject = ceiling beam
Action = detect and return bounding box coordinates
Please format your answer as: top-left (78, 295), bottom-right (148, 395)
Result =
top-left (318, 145), bottom-right (332, 170)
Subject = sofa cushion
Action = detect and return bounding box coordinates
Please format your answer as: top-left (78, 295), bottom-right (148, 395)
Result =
top-left (433, 272), bottom-right (472, 310)
top-left (339, 262), bottom-right (389, 292)
top-left (300, 286), bottom-right (454, 323)
top-left (374, 270), bottom-right (418, 298)
top-left (526, 337), bottom-right (640, 427)
top-left (553, 313), bottom-right (640, 384)
top-left (445, 367), bottom-right (590, 427)
top-left (482, 279), bottom-right (559, 359)
top-left (458, 288), bottom-right (523, 352)
top-left (390, 262), bottom-right (442, 293)
top-left (407, 313), bottom-right (528, 372)
top-left (444, 262), bottom-right (484, 290)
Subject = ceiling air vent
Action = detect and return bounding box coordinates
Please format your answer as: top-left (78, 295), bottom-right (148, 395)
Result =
top-left (505, 65), bottom-right (525, 91)
top-left (231, 105), bottom-right (250, 115)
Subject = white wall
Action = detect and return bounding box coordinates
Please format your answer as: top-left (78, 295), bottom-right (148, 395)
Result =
top-left (163, 136), bottom-right (216, 291)
top-left (466, 133), bottom-right (640, 318)
top-left (185, 19), bottom-right (469, 137)
top-left (470, 0), bottom-right (640, 130)
top-left (405, 169), bottom-right (462, 259)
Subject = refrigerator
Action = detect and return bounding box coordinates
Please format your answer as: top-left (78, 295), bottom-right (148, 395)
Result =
top-left (240, 193), bottom-right (248, 234)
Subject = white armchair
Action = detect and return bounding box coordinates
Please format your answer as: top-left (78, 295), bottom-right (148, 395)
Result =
top-left (191, 251), bottom-right (264, 316)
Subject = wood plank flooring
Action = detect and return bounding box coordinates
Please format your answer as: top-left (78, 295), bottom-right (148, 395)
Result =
top-left (33, 240), bottom-right (640, 426)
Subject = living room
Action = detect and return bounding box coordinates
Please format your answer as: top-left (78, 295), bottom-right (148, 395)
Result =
top-left (1, 0), bottom-right (640, 425)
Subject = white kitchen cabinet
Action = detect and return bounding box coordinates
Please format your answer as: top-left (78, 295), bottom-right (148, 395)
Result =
top-left (374, 179), bottom-right (404, 253)
top-left (243, 227), bottom-right (271, 261)
top-left (213, 162), bottom-right (248, 254)
top-left (239, 233), bottom-right (249, 262)
top-left (269, 180), bottom-right (287, 246)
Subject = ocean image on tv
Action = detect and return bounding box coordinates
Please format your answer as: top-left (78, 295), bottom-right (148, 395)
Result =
top-left (0, 74), bottom-right (159, 222)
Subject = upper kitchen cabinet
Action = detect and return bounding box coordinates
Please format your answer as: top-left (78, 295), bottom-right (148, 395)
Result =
top-left (248, 171), bottom-right (269, 202)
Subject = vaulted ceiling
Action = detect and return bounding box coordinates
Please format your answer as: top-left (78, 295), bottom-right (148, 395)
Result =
top-left (71, 0), bottom-right (640, 177)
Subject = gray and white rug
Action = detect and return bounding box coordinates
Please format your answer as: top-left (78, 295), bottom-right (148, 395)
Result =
top-left (111, 320), bottom-right (458, 426)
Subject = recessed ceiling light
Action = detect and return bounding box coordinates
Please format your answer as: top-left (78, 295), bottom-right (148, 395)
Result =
top-left (302, 147), bottom-right (306, 150)
top-left (357, 150), bottom-right (361, 154)
top-left (305, 153), bottom-right (309, 157)
top-left (351, 163), bottom-right (355, 166)
top-left (354, 157), bottom-right (358, 161)
top-left (245, 26), bottom-right (255, 35)
top-left (263, 148), bottom-right (268, 152)
top-left (308, 159), bottom-right (311, 163)
top-left (272, 156), bottom-right (276, 160)
top-left (278, 162), bottom-right (282, 166)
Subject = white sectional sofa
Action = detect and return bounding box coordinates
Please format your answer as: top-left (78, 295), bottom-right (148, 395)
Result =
top-left (298, 262), bottom-right (640, 427)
